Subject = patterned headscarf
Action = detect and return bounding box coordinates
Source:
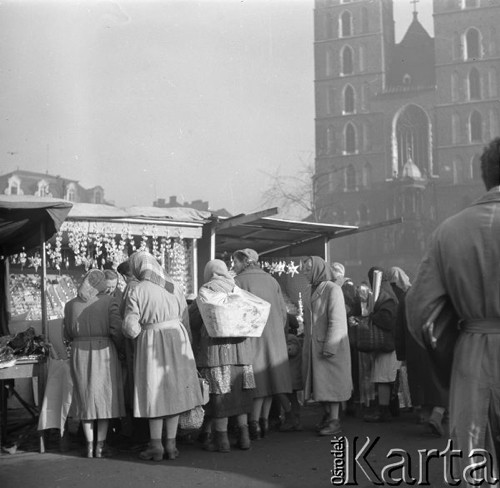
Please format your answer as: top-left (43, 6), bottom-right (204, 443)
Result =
top-left (306, 256), bottom-right (335, 288)
top-left (129, 251), bottom-right (174, 294)
top-left (203, 259), bottom-right (235, 294)
top-left (78, 269), bottom-right (107, 302)
top-left (389, 266), bottom-right (411, 292)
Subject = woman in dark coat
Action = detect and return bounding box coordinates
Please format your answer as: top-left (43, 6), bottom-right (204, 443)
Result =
top-left (232, 248), bottom-right (292, 440)
top-left (390, 266), bottom-right (448, 435)
top-left (189, 259), bottom-right (255, 452)
top-left (363, 266), bottom-right (399, 423)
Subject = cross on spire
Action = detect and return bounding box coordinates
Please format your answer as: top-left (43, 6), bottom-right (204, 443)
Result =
top-left (411, 0), bottom-right (419, 17)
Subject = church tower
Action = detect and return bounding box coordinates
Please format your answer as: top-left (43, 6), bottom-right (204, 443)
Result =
top-left (313, 0), bottom-right (490, 282)
top-left (433, 0), bottom-right (500, 186)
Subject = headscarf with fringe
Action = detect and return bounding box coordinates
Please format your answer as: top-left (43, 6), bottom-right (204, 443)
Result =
top-left (129, 251), bottom-right (174, 294)
top-left (78, 269), bottom-right (107, 302)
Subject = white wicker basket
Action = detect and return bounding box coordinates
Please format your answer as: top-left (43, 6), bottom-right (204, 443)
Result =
top-left (197, 285), bottom-right (270, 338)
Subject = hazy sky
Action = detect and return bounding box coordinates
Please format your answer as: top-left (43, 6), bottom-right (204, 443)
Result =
top-left (0, 0), bottom-right (433, 215)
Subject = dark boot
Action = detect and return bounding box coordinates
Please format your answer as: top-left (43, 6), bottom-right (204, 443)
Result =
top-left (201, 432), bottom-right (216, 452)
top-left (279, 412), bottom-right (296, 432)
top-left (215, 431), bottom-right (230, 453)
top-left (248, 420), bottom-right (261, 440)
top-left (259, 418), bottom-right (269, 438)
top-left (238, 424), bottom-right (251, 450)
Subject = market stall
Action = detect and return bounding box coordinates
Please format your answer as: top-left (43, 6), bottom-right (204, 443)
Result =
top-left (0, 195), bottom-right (73, 454)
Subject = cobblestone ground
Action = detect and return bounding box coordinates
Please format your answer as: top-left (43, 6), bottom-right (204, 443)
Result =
top-left (0, 404), bottom-right (453, 488)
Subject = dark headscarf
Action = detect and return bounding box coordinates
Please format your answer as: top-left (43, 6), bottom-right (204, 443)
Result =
top-left (78, 269), bottom-right (107, 302)
top-left (129, 251), bottom-right (174, 294)
top-left (203, 259), bottom-right (235, 294)
top-left (306, 256), bottom-right (335, 290)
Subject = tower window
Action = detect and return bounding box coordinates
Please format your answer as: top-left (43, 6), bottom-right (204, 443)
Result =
top-left (470, 110), bottom-right (483, 142)
top-left (463, 0), bottom-right (479, 8)
top-left (344, 123), bottom-right (356, 154)
top-left (327, 125), bottom-right (335, 154)
top-left (343, 85), bottom-right (355, 114)
top-left (451, 71), bottom-right (460, 101)
top-left (341, 46), bottom-right (354, 76)
top-left (340, 11), bottom-right (352, 38)
top-left (403, 74), bottom-right (411, 85)
top-left (469, 67), bottom-right (481, 100)
top-left (328, 87), bottom-right (335, 114)
top-left (465, 28), bottom-right (481, 60)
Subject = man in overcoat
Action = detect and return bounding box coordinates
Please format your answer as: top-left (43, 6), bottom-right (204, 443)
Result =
top-left (406, 137), bottom-right (500, 485)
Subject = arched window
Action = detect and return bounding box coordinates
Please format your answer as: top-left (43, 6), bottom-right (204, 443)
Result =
top-left (362, 162), bottom-right (372, 188)
top-left (343, 85), bottom-right (355, 114)
top-left (465, 28), bottom-right (481, 60)
top-left (65, 182), bottom-right (76, 202)
top-left (36, 179), bottom-right (51, 197)
top-left (403, 74), bottom-right (411, 85)
top-left (327, 125), bottom-right (335, 154)
top-left (341, 46), bottom-right (354, 75)
top-left (328, 87), bottom-right (335, 114)
top-left (359, 44), bottom-right (365, 72)
top-left (490, 27), bottom-right (497, 56)
top-left (472, 154), bottom-right (481, 180)
top-left (394, 104), bottom-right (431, 176)
top-left (452, 113), bottom-right (461, 144)
top-left (93, 188), bottom-right (103, 204)
top-left (469, 67), bottom-right (481, 99)
top-left (340, 11), bottom-right (352, 37)
top-left (317, 126), bottom-right (327, 155)
top-left (5, 175), bottom-right (23, 195)
top-left (451, 71), bottom-right (459, 101)
top-left (362, 82), bottom-right (369, 111)
top-left (346, 164), bottom-right (356, 190)
top-left (344, 123), bottom-right (356, 154)
top-left (470, 110), bottom-right (482, 142)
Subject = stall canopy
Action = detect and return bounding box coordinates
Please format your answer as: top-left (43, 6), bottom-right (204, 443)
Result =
top-left (0, 195), bottom-right (73, 257)
top-left (213, 208), bottom-right (358, 257)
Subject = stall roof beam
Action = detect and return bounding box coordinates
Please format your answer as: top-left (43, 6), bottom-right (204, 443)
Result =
top-left (215, 207), bottom-right (278, 231)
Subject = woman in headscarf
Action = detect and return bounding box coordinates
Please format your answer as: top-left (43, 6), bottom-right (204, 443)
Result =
top-left (364, 266), bottom-right (400, 423)
top-left (302, 256), bottom-right (352, 436)
top-left (232, 248), bottom-right (291, 440)
top-left (189, 259), bottom-right (255, 452)
top-left (64, 269), bottom-right (125, 458)
top-left (122, 251), bottom-right (202, 461)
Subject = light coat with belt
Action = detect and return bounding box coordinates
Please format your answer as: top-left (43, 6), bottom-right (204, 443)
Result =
top-left (303, 280), bottom-right (352, 402)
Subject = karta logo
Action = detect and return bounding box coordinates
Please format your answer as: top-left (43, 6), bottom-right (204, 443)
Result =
top-left (330, 436), bottom-right (499, 486)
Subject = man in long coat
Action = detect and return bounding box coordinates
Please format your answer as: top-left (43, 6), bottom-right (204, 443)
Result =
top-left (406, 137), bottom-right (500, 485)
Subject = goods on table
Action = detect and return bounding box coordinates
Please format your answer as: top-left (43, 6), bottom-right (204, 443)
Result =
top-left (9, 274), bottom-right (77, 320)
top-left (197, 285), bottom-right (270, 338)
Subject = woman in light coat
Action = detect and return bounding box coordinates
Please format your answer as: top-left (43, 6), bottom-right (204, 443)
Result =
top-left (302, 256), bottom-right (352, 436)
top-left (123, 251), bottom-right (203, 461)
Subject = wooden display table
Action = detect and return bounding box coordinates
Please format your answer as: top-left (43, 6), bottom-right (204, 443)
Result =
top-left (0, 356), bottom-right (47, 454)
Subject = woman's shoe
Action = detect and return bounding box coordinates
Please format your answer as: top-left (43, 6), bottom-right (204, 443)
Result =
top-left (238, 425), bottom-right (251, 450)
top-left (86, 442), bottom-right (93, 458)
top-left (201, 432), bottom-right (216, 452)
top-left (165, 438), bottom-right (179, 460)
top-left (215, 431), bottom-right (230, 453)
top-left (248, 420), bottom-right (261, 440)
top-left (95, 441), bottom-right (105, 458)
top-left (318, 419), bottom-right (342, 437)
top-left (315, 413), bottom-right (329, 433)
top-left (279, 412), bottom-right (296, 432)
top-left (364, 406), bottom-right (392, 423)
top-left (139, 443), bottom-right (164, 462)
top-left (259, 418), bottom-right (269, 438)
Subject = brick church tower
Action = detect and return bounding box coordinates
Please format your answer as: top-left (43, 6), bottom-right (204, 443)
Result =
top-left (313, 0), bottom-right (499, 282)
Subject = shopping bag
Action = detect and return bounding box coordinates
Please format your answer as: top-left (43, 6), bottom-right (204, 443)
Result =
top-left (356, 316), bottom-right (395, 353)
